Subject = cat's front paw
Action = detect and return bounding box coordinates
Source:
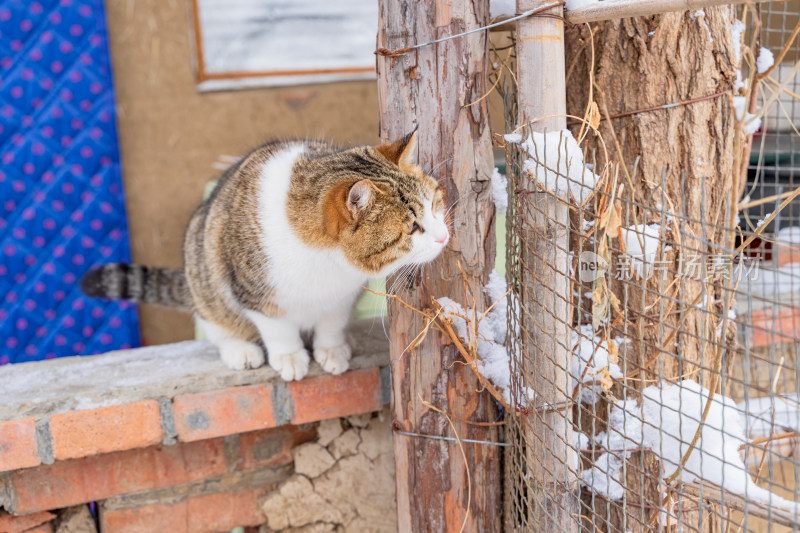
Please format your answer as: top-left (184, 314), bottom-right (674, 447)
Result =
top-left (269, 348), bottom-right (310, 381)
top-left (219, 340), bottom-right (266, 370)
top-left (314, 344), bottom-right (351, 375)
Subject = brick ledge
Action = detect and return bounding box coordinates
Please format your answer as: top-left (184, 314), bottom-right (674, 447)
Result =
top-left (0, 319), bottom-right (389, 473)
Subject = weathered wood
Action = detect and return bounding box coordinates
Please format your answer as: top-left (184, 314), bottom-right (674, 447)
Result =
top-left (489, 0), bottom-right (783, 28)
top-left (515, 0), bottom-right (582, 531)
top-left (376, 1), bottom-right (502, 531)
top-left (567, 0), bottom-right (783, 24)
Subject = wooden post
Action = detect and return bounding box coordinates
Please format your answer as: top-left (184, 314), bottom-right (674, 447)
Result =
top-left (490, 0), bottom-right (782, 27)
top-left (376, 1), bottom-right (502, 531)
top-left (565, 0), bottom-right (782, 22)
top-left (516, 0), bottom-right (581, 530)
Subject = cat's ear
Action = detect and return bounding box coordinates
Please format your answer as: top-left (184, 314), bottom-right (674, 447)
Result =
top-left (346, 179), bottom-right (375, 219)
top-left (375, 129), bottom-right (417, 171)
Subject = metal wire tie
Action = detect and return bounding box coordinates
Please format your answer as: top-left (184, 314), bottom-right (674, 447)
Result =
top-left (394, 429), bottom-right (511, 447)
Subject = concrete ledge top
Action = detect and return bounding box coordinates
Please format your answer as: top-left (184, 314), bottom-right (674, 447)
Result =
top-left (0, 319), bottom-right (390, 421)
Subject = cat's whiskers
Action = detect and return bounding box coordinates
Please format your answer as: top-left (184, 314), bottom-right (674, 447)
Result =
top-left (389, 260), bottom-right (426, 296)
top-left (379, 312), bottom-right (389, 340)
top-left (412, 264), bottom-right (423, 286)
top-left (446, 195), bottom-right (462, 212)
top-left (387, 264), bottom-right (413, 295)
top-left (387, 275), bottom-right (402, 296)
top-left (443, 196), bottom-right (463, 228)
top-left (365, 288), bottom-right (391, 341)
top-left (400, 264), bottom-right (418, 291)
top-left (367, 264), bottom-right (413, 339)
top-left (387, 267), bottom-right (407, 295)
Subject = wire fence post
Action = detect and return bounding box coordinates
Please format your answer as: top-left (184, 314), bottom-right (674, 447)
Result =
top-left (514, 0), bottom-right (582, 530)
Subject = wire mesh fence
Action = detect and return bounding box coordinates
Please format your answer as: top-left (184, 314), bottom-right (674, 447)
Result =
top-left (499, 5), bottom-right (800, 532)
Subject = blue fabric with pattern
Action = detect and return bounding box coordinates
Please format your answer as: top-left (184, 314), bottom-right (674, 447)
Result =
top-left (0, 0), bottom-right (140, 364)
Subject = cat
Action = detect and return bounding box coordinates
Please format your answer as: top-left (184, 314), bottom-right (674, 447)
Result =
top-left (80, 131), bottom-right (450, 380)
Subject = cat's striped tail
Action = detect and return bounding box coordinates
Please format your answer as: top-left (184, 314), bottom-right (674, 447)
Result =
top-left (80, 264), bottom-right (193, 310)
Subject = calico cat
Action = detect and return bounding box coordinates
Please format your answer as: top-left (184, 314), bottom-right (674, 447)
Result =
top-left (81, 132), bottom-right (450, 380)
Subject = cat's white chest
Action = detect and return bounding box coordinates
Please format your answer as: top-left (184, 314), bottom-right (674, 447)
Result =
top-left (256, 145), bottom-right (366, 328)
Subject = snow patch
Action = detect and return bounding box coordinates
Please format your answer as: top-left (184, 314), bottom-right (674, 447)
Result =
top-left (485, 268), bottom-right (516, 343)
top-left (491, 167), bottom-right (508, 214)
top-left (641, 381), bottom-right (798, 508)
top-left (570, 326), bottom-right (622, 405)
top-left (489, 0), bottom-right (515, 18)
top-left (574, 431), bottom-right (590, 450)
top-left (565, 0), bottom-right (600, 9)
top-left (517, 130), bottom-right (599, 204)
top-left (732, 20), bottom-right (746, 64)
top-left (621, 224), bottom-right (662, 278)
top-left (582, 451), bottom-right (625, 500)
top-left (436, 270), bottom-right (523, 404)
top-left (581, 398), bottom-right (642, 499)
top-left (757, 47), bottom-right (775, 74)
top-left (739, 394), bottom-right (800, 438)
top-left (438, 296), bottom-right (512, 399)
top-left (778, 226), bottom-right (800, 244)
top-left (733, 96), bottom-right (761, 135)
top-left (735, 70), bottom-right (746, 91)
top-left (581, 381), bottom-right (800, 509)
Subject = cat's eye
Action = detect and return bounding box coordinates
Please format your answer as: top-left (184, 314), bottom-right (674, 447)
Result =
top-left (410, 222), bottom-right (425, 235)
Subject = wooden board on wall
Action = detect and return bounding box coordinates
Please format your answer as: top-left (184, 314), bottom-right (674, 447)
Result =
top-left (104, 0), bottom-right (380, 345)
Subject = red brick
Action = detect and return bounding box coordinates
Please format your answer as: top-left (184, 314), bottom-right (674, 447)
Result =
top-left (289, 368), bottom-right (382, 425)
top-left (7, 439), bottom-right (227, 514)
top-left (50, 401), bottom-right (162, 461)
top-left (17, 524), bottom-right (52, 533)
top-left (776, 243), bottom-right (800, 267)
top-left (99, 488), bottom-right (269, 533)
top-left (0, 510), bottom-right (54, 533)
top-left (173, 385), bottom-right (275, 442)
top-left (0, 418), bottom-right (39, 472)
top-left (749, 307), bottom-right (800, 347)
top-left (234, 425), bottom-right (316, 471)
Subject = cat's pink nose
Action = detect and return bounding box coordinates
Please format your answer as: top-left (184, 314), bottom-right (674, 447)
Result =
top-left (435, 234), bottom-right (448, 244)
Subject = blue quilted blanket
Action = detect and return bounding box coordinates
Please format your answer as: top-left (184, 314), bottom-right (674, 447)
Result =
top-left (0, 0), bottom-right (140, 364)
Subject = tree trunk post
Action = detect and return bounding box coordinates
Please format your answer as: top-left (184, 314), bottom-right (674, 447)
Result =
top-left (515, 1), bottom-right (582, 530)
top-left (376, 1), bottom-right (502, 531)
top-left (564, 7), bottom-right (739, 532)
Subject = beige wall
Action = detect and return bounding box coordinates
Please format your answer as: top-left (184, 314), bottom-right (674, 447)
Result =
top-left (104, 0), bottom-right (380, 345)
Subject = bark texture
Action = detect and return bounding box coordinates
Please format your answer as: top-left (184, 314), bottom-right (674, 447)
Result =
top-left (377, 1), bottom-right (502, 531)
top-left (565, 8), bottom-right (740, 533)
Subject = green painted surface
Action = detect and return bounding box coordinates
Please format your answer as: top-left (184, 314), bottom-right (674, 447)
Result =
top-left (496, 213), bottom-right (506, 277)
top-left (352, 278), bottom-right (388, 320)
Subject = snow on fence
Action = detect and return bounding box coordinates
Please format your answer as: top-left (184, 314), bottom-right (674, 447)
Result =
top-left (489, 2), bottom-right (800, 532)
